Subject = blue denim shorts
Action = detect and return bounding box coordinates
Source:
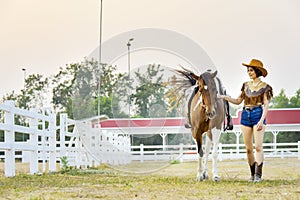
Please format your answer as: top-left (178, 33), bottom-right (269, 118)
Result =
top-left (241, 106), bottom-right (266, 127)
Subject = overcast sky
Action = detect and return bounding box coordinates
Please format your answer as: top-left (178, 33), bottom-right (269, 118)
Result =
top-left (1, 0), bottom-right (300, 99)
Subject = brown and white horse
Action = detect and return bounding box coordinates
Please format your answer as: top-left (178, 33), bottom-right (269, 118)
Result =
top-left (172, 68), bottom-right (225, 182)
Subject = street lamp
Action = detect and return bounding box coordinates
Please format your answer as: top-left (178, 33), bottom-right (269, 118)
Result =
top-left (127, 38), bottom-right (134, 114)
top-left (127, 38), bottom-right (134, 75)
top-left (21, 68), bottom-right (26, 141)
top-left (127, 38), bottom-right (134, 133)
top-left (22, 68), bottom-right (26, 89)
top-left (21, 68), bottom-right (26, 108)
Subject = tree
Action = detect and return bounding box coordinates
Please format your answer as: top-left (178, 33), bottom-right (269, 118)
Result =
top-left (270, 89), bottom-right (290, 108)
top-left (23, 74), bottom-right (49, 109)
top-left (131, 64), bottom-right (170, 118)
top-left (270, 88), bottom-right (300, 108)
top-left (2, 74), bottom-right (49, 110)
top-left (289, 88), bottom-right (300, 108)
top-left (0, 75), bottom-right (48, 141)
top-left (52, 62), bottom-right (79, 118)
top-left (52, 58), bottom-right (127, 119)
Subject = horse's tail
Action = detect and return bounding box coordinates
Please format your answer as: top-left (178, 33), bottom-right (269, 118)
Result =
top-left (163, 66), bottom-right (197, 109)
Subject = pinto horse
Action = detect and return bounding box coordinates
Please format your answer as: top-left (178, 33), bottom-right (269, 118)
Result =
top-left (170, 68), bottom-right (226, 182)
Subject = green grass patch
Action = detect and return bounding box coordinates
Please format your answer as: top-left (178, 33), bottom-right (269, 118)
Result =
top-left (0, 158), bottom-right (299, 199)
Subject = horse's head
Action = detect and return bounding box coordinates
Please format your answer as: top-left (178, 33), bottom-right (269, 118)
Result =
top-left (192, 70), bottom-right (218, 119)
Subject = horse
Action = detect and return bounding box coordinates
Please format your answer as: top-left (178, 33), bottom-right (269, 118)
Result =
top-left (167, 68), bottom-right (226, 182)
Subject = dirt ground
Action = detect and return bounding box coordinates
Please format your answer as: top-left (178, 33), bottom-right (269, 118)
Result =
top-left (0, 158), bottom-right (299, 200)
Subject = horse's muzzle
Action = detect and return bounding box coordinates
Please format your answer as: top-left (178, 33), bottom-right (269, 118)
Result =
top-left (206, 110), bottom-right (216, 119)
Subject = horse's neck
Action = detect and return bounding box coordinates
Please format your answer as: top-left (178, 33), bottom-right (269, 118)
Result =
top-left (215, 77), bottom-right (225, 95)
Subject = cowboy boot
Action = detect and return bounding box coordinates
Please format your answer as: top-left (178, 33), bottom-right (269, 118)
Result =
top-left (248, 162), bottom-right (256, 182)
top-left (254, 162), bottom-right (263, 183)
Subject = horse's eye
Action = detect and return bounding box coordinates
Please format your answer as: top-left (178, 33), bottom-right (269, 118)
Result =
top-left (204, 85), bottom-right (208, 90)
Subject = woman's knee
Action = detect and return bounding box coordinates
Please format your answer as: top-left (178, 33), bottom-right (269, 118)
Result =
top-left (246, 148), bottom-right (253, 154)
top-left (255, 146), bottom-right (263, 153)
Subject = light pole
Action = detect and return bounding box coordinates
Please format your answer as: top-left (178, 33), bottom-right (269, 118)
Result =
top-left (21, 68), bottom-right (26, 104)
top-left (127, 38), bottom-right (134, 113)
top-left (97, 0), bottom-right (103, 119)
top-left (127, 38), bottom-right (134, 133)
top-left (127, 38), bottom-right (134, 75)
top-left (21, 68), bottom-right (26, 141)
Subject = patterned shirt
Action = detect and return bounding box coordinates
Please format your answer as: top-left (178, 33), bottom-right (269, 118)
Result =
top-left (240, 81), bottom-right (273, 106)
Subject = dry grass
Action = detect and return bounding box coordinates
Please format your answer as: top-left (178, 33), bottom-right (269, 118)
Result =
top-left (0, 158), bottom-right (299, 200)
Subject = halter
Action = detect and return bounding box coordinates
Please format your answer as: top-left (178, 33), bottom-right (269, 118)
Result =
top-left (193, 84), bottom-right (218, 116)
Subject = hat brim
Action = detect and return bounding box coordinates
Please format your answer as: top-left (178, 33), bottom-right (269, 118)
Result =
top-left (242, 63), bottom-right (268, 77)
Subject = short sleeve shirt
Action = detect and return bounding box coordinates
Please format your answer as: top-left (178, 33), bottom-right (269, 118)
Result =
top-left (240, 81), bottom-right (273, 106)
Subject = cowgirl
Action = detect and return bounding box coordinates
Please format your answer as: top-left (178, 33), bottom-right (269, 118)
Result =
top-left (219, 59), bottom-right (273, 182)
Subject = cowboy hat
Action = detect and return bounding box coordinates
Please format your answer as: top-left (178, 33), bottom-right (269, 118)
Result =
top-left (242, 59), bottom-right (268, 77)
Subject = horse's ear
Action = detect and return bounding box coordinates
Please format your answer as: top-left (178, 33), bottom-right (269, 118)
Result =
top-left (211, 70), bottom-right (218, 78)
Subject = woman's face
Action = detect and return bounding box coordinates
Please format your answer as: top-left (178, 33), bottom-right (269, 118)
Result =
top-left (247, 67), bottom-right (257, 79)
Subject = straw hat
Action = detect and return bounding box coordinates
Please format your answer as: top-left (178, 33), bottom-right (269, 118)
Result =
top-left (242, 59), bottom-right (268, 77)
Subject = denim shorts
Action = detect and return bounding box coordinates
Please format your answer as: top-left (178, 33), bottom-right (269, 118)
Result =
top-left (241, 106), bottom-right (266, 127)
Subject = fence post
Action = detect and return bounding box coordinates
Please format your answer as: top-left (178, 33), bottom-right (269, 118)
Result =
top-left (29, 108), bottom-right (39, 174)
top-left (179, 143), bottom-right (183, 163)
top-left (41, 109), bottom-right (46, 172)
top-left (140, 144), bottom-right (144, 163)
top-left (48, 112), bottom-right (57, 172)
top-left (59, 113), bottom-right (67, 168)
top-left (4, 100), bottom-right (15, 177)
top-left (280, 150), bottom-right (284, 159)
top-left (298, 141), bottom-right (300, 160)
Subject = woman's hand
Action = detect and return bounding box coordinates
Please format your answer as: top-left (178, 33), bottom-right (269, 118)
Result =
top-left (217, 94), bottom-right (226, 99)
top-left (256, 120), bottom-right (264, 131)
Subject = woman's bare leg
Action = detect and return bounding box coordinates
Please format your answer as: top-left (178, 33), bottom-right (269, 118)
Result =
top-left (241, 125), bottom-right (255, 165)
top-left (253, 125), bottom-right (265, 165)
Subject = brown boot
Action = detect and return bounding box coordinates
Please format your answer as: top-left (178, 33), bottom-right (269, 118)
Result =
top-left (248, 162), bottom-right (256, 182)
top-left (254, 162), bottom-right (263, 183)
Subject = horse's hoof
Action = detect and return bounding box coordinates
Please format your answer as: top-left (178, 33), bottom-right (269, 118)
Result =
top-left (184, 123), bottom-right (191, 129)
top-left (213, 175), bottom-right (220, 182)
top-left (196, 173), bottom-right (204, 182)
top-left (202, 171), bottom-right (209, 180)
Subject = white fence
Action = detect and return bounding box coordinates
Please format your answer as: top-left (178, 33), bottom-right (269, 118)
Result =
top-left (131, 142), bottom-right (300, 162)
top-left (1, 100), bottom-right (299, 177)
top-left (0, 101), bottom-right (132, 177)
top-left (0, 101), bottom-right (56, 177)
top-left (75, 120), bottom-right (131, 166)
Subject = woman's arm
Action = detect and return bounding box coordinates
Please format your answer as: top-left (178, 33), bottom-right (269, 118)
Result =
top-left (256, 93), bottom-right (270, 130)
top-left (218, 94), bottom-right (243, 105)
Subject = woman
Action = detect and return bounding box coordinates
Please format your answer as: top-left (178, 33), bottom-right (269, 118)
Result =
top-left (219, 58), bottom-right (273, 182)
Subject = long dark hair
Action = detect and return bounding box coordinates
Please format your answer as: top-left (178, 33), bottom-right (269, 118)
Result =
top-left (253, 67), bottom-right (263, 77)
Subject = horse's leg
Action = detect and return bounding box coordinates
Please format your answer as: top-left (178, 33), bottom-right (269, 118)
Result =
top-left (197, 154), bottom-right (203, 182)
top-left (211, 127), bottom-right (221, 182)
top-left (202, 132), bottom-right (212, 180)
top-left (195, 133), bottom-right (204, 181)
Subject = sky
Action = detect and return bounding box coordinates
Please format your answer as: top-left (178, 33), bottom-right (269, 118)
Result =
top-left (1, 0), bottom-right (300, 100)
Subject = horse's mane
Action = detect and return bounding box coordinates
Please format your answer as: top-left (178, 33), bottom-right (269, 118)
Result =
top-left (164, 66), bottom-right (197, 109)
top-left (215, 77), bottom-right (225, 96)
top-left (164, 67), bottom-right (227, 110)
